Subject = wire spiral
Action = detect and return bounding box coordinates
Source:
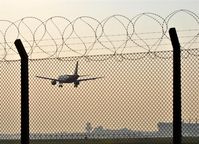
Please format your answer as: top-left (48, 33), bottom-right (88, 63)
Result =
top-left (0, 9), bottom-right (198, 61)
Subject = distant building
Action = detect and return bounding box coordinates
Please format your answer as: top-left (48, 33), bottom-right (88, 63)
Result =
top-left (157, 122), bottom-right (173, 137)
top-left (157, 122), bottom-right (199, 137)
top-left (1, 121), bottom-right (198, 140)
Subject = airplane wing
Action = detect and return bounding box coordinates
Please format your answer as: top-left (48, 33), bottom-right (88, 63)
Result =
top-left (78, 76), bottom-right (104, 82)
top-left (36, 76), bottom-right (58, 81)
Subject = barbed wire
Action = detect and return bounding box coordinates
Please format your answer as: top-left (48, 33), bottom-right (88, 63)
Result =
top-left (0, 9), bottom-right (199, 61)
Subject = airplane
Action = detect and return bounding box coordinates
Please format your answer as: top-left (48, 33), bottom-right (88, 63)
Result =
top-left (36, 61), bottom-right (103, 88)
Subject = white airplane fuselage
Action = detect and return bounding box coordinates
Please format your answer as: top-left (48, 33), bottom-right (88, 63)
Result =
top-left (57, 74), bottom-right (79, 83)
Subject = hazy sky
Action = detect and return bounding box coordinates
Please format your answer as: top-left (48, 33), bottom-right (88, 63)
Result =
top-left (0, 0), bottom-right (198, 20)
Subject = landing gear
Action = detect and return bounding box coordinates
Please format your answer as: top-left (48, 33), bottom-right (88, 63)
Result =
top-left (74, 81), bottom-right (79, 88)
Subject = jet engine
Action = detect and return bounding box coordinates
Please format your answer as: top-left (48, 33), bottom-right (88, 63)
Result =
top-left (51, 80), bottom-right (56, 85)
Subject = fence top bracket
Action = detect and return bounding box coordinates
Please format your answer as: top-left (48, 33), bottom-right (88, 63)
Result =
top-left (14, 39), bottom-right (28, 59)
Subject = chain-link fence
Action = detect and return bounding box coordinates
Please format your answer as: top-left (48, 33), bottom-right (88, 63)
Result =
top-left (1, 48), bottom-right (199, 143)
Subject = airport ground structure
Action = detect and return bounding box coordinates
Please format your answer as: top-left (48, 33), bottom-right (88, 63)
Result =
top-left (1, 122), bottom-right (198, 140)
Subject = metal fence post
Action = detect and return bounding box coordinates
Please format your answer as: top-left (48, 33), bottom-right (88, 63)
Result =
top-left (14, 39), bottom-right (29, 144)
top-left (169, 28), bottom-right (182, 144)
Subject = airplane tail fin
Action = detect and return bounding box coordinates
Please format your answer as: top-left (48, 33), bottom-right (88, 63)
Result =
top-left (74, 61), bottom-right (78, 75)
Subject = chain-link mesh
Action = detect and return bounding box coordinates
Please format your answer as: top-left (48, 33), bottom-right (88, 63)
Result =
top-left (1, 61), bottom-right (21, 141)
top-left (1, 50), bottom-right (199, 143)
top-left (181, 49), bottom-right (199, 144)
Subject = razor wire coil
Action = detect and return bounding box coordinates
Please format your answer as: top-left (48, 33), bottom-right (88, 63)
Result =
top-left (0, 9), bottom-right (199, 61)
